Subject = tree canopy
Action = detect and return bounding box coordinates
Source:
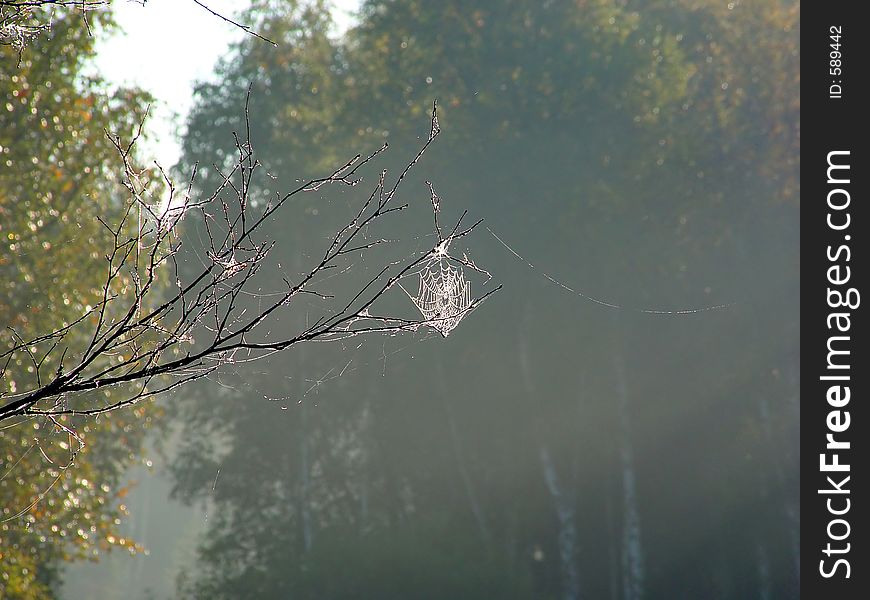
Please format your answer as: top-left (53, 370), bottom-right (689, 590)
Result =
top-left (0, 0), bottom-right (799, 597)
top-left (169, 1), bottom-right (799, 599)
top-left (1, 10), bottom-right (157, 598)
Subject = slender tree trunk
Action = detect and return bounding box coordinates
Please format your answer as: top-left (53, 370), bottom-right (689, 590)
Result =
top-left (606, 478), bottom-right (620, 600)
top-left (613, 339), bottom-right (645, 600)
top-left (358, 398), bottom-right (371, 533)
top-left (755, 542), bottom-right (772, 600)
top-left (300, 398), bottom-right (313, 553)
top-left (783, 360), bottom-right (800, 589)
top-left (433, 351), bottom-right (491, 547)
top-left (292, 247), bottom-right (314, 553)
top-left (539, 444), bottom-right (581, 600)
top-left (518, 322), bottom-right (581, 600)
top-left (441, 388), bottom-right (492, 549)
top-left (505, 500), bottom-right (519, 572)
top-left (756, 353), bottom-right (801, 597)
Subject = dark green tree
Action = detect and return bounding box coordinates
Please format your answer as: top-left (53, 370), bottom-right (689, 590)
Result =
top-left (171, 1), bottom-right (798, 598)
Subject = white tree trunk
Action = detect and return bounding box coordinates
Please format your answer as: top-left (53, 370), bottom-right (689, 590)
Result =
top-left (540, 444), bottom-right (581, 600)
top-left (613, 348), bottom-right (645, 600)
top-left (518, 324), bottom-right (581, 600)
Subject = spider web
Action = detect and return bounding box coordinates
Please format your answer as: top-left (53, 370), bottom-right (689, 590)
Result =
top-left (410, 257), bottom-right (472, 337)
top-left (399, 179), bottom-right (494, 337)
top-left (485, 226), bottom-right (730, 315)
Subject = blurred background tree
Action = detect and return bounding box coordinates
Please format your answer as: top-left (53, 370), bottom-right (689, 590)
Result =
top-left (169, 1), bottom-right (798, 599)
top-left (1, 0), bottom-right (799, 598)
top-left (0, 9), bottom-right (158, 599)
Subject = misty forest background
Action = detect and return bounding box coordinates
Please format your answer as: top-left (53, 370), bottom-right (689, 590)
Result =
top-left (1, 1), bottom-right (798, 599)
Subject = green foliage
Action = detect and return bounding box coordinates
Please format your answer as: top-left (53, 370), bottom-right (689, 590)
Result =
top-left (171, 1), bottom-right (799, 598)
top-left (1, 9), bottom-right (159, 599)
top-left (177, 502), bottom-right (533, 600)
top-left (297, 523), bottom-right (530, 599)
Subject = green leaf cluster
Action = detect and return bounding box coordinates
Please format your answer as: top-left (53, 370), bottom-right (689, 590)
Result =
top-left (1, 9), bottom-right (161, 599)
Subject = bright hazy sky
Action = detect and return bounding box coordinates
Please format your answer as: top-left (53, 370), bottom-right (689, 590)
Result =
top-left (94, 0), bottom-right (359, 167)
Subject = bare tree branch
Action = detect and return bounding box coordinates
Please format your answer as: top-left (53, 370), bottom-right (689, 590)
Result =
top-left (189, 0), bottom-right (276, 46)
top-left (1, 0), bottom-right (275, 53)
top-left (0, 97), bottom-right (500, 422)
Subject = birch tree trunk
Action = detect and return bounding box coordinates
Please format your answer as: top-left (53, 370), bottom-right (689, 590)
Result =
top-left (539, 444), bottom-right (581, 600)
top-left (612, 341), bottom-right (645, 600)
top-left (518, 323), bottom-right (581, 600)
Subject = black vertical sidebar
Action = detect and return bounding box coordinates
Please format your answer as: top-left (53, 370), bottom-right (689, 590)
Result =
top-left (803, 3), bottom-right (867, 598)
